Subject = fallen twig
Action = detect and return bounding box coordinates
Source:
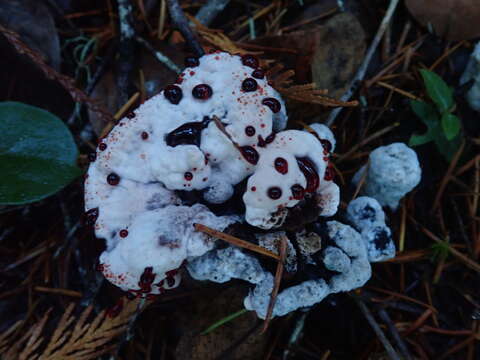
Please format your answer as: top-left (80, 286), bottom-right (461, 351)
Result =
top-left (135, 35), bottom-right (181, 73)
top-left (326, 0), bottom-right (400, 126)
top-left (0, 23), bottom-right (113, 123)
top-left (167, 0), bottom-right (205, 57)
top-left (193, 223), bottom-right (280, 260)
top-left (353, 296), bottom-right (401, 360)
top-left (262, 235), bottom-right (288, 332)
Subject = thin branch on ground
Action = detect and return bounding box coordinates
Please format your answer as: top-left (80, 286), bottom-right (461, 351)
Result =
top-left (116, 0), bottom-right (137, 106)
top-left (196, 0), bottom-right (231, 26)
top-left (325, 0), bottom-right (400, 126)
top-left (167, 0), bottom-right (205, 56)
top-left (135, 35), bottom-right (181, 73)
top-left (353, 295), bottom-right (401, 360)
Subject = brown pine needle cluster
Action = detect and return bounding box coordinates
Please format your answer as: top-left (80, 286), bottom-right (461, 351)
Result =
top-left (0, 299), bottom-right (142, 360)
top-left (266, 63), bottom-right (358, 107)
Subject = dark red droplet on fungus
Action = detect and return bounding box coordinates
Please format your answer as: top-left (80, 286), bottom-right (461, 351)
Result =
top-left (166, 117), bottom-right (210, 147)
top-left (107, 173), bottom-right (120, 186)
top-left (166, 276), bottom-right (176, 287)
top-left (245, 126), bottom-right (256, 136)
top-left (126, 112), bottom-right (135, 119)
top-left (265, 133), bottom-right (276, 144)
top-left (138, 267), bottom-right (156, 293)
top-left (240, 146), bottom-right (259, 165)
top-left (324, 164), bottom-right (335, 181)
top-left (262, 98), bottom-right (281, 113)
top-left (252, 68), bottom-right (265, 79)
top-left (291, 184), bottom-right (305, 200)
top-left (320, 139), bottom-right (332, 153)
top-left (257, 135), bottom-right (266, 147)
top-left (164, 85), bottom-right (183, 104)
top-left (185, 56), bottom-right (200, 67)
top-left (192, 84), bottom-right (213, 99)
top-left (119, 229), bottom-right (129, 238)
top-left (274, 157), bottom-right (288, 174)
top-left (267, 187), bottom-right (282, 200)
top-left (141, 131), bottom-right (149, 140)
top-left (242, 78), bottom-right (258, 92)
top-left (99, 143), bottom-right (107, 151)
top-left (184, 172), bottom-right (193, 181)
top-left (85, 207), bottom-right (99, 226)
top-left (241, 54), bottom-right (259, 68)
top-left (297, 157), bottom-right (319, 193)
top-left (88, 152), bottom-right (97, 162)
top-left (251, 186), bottom-right (256, 191)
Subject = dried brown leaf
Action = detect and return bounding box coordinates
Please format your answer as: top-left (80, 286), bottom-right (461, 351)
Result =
top-left (406, 0), bottom-right (480, 41)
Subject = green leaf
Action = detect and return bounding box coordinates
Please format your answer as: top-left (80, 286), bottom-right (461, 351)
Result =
top-left (0, 102), bottom-right (81, 205)
top-left (441, 113), bottom-right (461, 140)
top-left (409, 133), bottom-right (434, 146)
top-left (419, 69), bottom-right (454, 114)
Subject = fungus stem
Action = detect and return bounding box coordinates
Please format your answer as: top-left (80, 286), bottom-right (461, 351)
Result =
top-left (193, 223), bottom-right (280, 260)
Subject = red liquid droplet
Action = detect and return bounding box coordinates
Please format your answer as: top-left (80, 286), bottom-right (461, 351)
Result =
top-left (138, 267), bottom-right (156, 293)
top-left (241, 54), bottom-right (259, 68)
top-left (251, 186), bottom-right (256, 191)
top-left (164, 85), bottom-right (183, 104)
top-left (107, 173), bottom-right (120, 186)
top-left (242, 78), bottom-right (257, 92)
top-left (291, 184), bottom-right (305, 200)
top-left (265, 133), bottom-right (276, 144)
top-left (240, 146), bottom-right (259, 165)
top-left (192, 84), bottom-right (213, 99)
top-left (245, 126), bottom-right (256, 136)
top-left (119, 229), bottom-right (129, 238)
top-left (274, 157), bottom-right (288, 174)
top-left (99, 143), bottom-right (107, 151)
top-left (184, 172), bottom-right (193, 181)
top-left (166, 117), bottom-right (210, 147)
top-left (141, 131), bottom-right (149, 140)
top-left (324, 164), bottom-right (335, 181)
top-left (320, 139), bottom-right (332, 152)
top-left (252, 68), bottom-right (265, 79)
top-left (126, 112), bottom-right (135, 119)
top-left (297, 157), bottom-right (319, 193)
top-left (262, 98), bottom-right (281, 113)
top-left (267, 187), bottom-right (282, 200)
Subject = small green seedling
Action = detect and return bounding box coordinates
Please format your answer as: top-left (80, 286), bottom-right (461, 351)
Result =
top-left (409, 69), bottom-right (462, 161)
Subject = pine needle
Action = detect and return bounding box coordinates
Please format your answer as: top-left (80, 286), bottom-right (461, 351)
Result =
top-left (0, 299), bottom-right (143, 360)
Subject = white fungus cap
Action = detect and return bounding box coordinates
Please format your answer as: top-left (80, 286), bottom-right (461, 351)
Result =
top-left (352, 143), bottom-right (421, 210)
top-left (243, 130), bottom-right (339, 229)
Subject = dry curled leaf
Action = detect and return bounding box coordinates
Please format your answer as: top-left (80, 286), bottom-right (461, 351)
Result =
top-left (406, 0), bottom-right (480, 41)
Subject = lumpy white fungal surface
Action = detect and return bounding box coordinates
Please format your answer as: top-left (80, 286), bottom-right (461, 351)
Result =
top-left (352, 143), bottom-right (421, 210)
top-left (346, 197), bottom-right (395, 262)
top-left (460, 41), bottom-right (480, 112)
top-left (85, 52), bottom-right (340, 296)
